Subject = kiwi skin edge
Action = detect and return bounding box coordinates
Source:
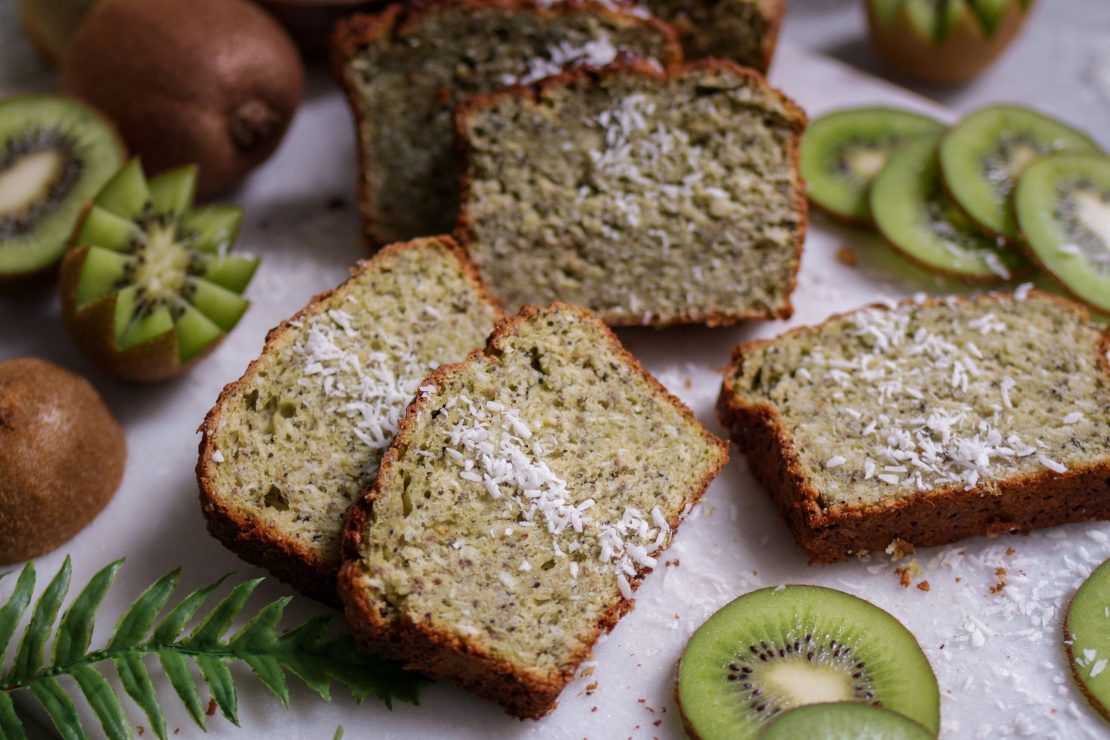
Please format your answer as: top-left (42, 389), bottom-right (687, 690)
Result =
top-left (58, 242), bottom-right (222, 383)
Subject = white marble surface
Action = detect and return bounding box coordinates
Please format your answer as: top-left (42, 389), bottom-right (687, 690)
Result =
top-left (1, 3), bottom-right (1110, 739)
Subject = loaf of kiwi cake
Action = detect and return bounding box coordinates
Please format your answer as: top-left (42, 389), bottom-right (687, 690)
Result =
top-left (455, 60), bottom-right (807, 325)
top-left (718, 290), bottom-right (1110, 562)
top-left (332, 0), bottom-right (680, 246)
top-left (339, 303), bottom-right (728, 718)
top-left (198, 238), bottom-right (502, 603)
top-left (637, 0), bottom-right (783, 71)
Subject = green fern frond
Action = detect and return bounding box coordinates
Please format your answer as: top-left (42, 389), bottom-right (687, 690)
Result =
top-left (0, 558), bottom-right (423, 740)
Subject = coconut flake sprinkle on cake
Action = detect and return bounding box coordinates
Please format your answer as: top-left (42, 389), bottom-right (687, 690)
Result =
top-left (439, 394), bottom-right (670, 593)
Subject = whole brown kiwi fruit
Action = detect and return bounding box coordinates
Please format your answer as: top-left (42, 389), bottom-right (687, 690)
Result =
top-left (0, 357), bottom-right (126, 564)
top-left (60, 0), bottom-right (304, 197)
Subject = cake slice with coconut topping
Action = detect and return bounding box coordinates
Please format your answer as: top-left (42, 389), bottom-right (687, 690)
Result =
top-left (197, 237), bottom-right (502, 603)
top-left (718, 289), bottom-right (1110, 563)
top-left (455, 59), bottom-right (807, 325)
top-left (339, 303), bottom-right (727, 718)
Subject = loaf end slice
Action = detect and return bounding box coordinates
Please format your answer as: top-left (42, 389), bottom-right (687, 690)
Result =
top-left (643, 0), bottom-right (784, 72)
top-left (339, 302), bottom-right (728, 718)
top-left (331, 0), bottom-right (680, 247)
top-left (456, 59), bottom-right (807, 326)
top-left (718, 291), bottom-right (1110, 562)
top-left (198, 237), bottom-right (502, 603)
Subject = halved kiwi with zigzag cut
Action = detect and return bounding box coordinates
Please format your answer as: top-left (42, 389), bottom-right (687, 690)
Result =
top-left (1016, 153), bottom-right (1110, 314)
top-left (676, 585), bottom-right (939, 740)
top-left (60, 159), bottom-right (258, 382)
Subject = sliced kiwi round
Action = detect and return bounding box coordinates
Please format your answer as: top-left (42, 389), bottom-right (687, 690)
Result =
top-left (0, 95), bottom-right (124, 283)
top-left (1015, 153), bottom-right (1110, 313)
top-left (872, 133), bottom-right (1029, 282)
top-left (760, 702), bottom-right (934, 739)
top-left (59, 159), bottom-right (258, 382)
top-left (676, 585), bottom-right (939, 740)
top-left (801, 107), bottom-right (944, 224)
top-left (939, 105), bottom-right (1099, 241)
top-left (1065, 557), bottom-right (1110, 724)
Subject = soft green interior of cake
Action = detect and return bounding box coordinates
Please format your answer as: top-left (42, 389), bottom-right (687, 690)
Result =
top-left (729, 295), bottom-right (1110, 508)
top-left (204, 243), bottom-right (500, 565)
top-left (645, 0), bottom-right (775, 69)
top-left (356, 308), bottom-right (723, 674)
top-left (345, 6), bottom-right (673, 243)
top-left (460, 66), bottom-right (803, 323)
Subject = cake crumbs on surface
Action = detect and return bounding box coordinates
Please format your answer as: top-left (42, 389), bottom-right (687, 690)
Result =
top-left (886, 538), bottom-right (916, 561)
top-left (917, 580), bottom-right (931, 592)
top-left (835, 245), bottom-right (859, 266)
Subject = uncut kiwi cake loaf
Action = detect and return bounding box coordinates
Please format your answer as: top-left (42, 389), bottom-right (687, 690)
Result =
top-left (718, 290), bottom-right (1110, 562)
top-left (198, 238), bottom-right (501, 602)
top-left (455, 60), bottom-right (806, 325)
top-left (332, 0), bottom-right (679, 246)
top-left (339, 303), bottom-right (729, 718)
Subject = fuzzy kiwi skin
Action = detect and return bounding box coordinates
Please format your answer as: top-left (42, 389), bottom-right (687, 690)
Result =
top-left (866, 0), bottom-right (1032, 85)
top-left (0, 357), bottom-right (125, 565)
top-left (60, 0), bottom-right (304, 197)
top-left (258, 0), bottom-right (383, 57)
top-left (58, 242), bottom-right (223, 383)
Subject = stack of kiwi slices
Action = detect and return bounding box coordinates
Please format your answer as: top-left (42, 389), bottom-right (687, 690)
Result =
top-left (677, 585), bottom-right (939, 739)
top-left (0, 95), bottom-right (124, 284)
top-left (802, 104), bottom-right (1110, 313)
top-left (60, 159), bottom-right (259, 382)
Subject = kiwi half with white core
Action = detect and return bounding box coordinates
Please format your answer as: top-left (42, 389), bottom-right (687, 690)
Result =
top-left (60, 159), bottom-right (258, 382)
top-left (801, 107), bottom-right (944, 224)
top-left (872, 133), bottom-right (1028, 282)
top-left (1065, 558), bottom-right (1110, 723)
top-left (939, 105), bottom-right (1099, 241)
top-left (761, 702), bottom-right (934, 739)
top-left (676, 585), bottom-right (939, 740)
top-left (0, 96), bottom-right (124, 281)
top-left (1016, 153), bottom-right (1110, 313)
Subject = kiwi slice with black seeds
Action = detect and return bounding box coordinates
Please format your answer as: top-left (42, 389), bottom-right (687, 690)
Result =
top-left (801, 107), bottom-right (944, 224)
top-left (1015, 153), bottom-right (1110, 313)
top-left (760, 702), bottom-right (934, 739)
top-left (0, 95), bottom-right (124, 283)
top-left (872, 133), bottom-right (1029, 282)
top-left (60, 159), bottom-right (258, 382)
top-left (1065, 558), bottom-right (1110, 724)
top-left (939, 105), bottom-right (1099, 241)
top-left (676, 585), bottom-right (939, 740)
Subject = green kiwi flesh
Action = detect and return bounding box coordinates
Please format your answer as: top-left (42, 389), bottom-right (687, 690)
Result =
top-left (760, 702), bottom-right (934, 739)
top-left (677, 585), bottom-right (940, 740)
top-left (1016, 154), bottom-right (1110, 313)
top-left (872, 133), bottom-right (1028, 281)
top-left (1065, 558), bottom-right (1110, 723)
top-left (0, 95), bottom-right (124, 281)
top-left (70, 159), bottom-right (257, 366)
top-left (801, 107), bottom-right (944, 223)
top-left (939, 105), bottom-right (1100, 241)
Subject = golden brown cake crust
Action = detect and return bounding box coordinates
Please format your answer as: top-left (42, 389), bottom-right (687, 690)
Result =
top-left (196, 237), bottom-right (504, 606)
top-left (716, 291), bottom-right (1110, 563)
top-left (330, 0), bottom-right (682, 249)
top-left (453, 57), bottom-right (808, 327)
top-left (338, 302), bottom-right (728, 718)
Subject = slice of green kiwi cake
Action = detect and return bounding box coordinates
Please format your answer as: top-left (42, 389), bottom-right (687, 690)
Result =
top-left (939, 105), bottom-right (1099, 241)
top-left (60, 159), bottom-right (258, 382)
top-left (676, 585), bottom-right (939, 740)
top-left (1015, 153), bottom-right (1110, 313)
top-left (1065, 558), bottom-right (1110, 723)
top-left (872, 133), bottom-right (1028, 282)
top-left (801, 107), bottom-right (944, 224)
top-left (0, 95), bottom-right (124, 283)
